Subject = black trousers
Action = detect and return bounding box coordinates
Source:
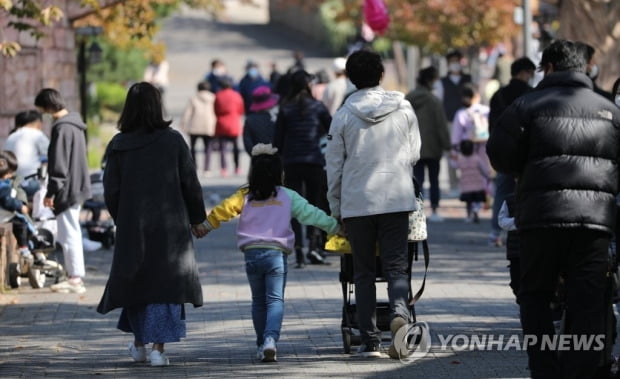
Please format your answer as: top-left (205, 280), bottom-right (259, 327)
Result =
top-left (283, 163), bottom-right (328, 263)
top-left (344, 212), bottom-right (410, 345)
top-left (519, 228), bottom-right (610, 379)
top-left (12, 218), bottom-right (29, 247)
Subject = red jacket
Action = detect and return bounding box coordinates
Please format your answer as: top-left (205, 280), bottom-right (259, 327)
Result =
top-left (214, 88), bottom-right (244, 137)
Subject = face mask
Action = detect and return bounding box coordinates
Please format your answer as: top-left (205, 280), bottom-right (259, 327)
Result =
top-left (448, 62), bottom-right (462, 73)
top-left (213, 67), bottom-right (225, 76)
top-left (587, 64), bottom-right (599, 80)
top-left (615, 95), bottom-right (620, 107)
top-left (248, 67), bottom-right (259, 78)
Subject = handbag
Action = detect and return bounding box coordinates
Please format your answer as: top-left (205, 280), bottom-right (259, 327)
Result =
top-left (408, 178), bottom-right (427, 242)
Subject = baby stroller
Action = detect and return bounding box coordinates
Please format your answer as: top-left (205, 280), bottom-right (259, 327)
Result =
top-left (339, 242), bottom-right (426, 354)
top-left (7, 161), bottom-right (65, 289)
top-left (82, 170), bottom-right (115, 249)
top-left (7, 218), bottom-right (63, 289)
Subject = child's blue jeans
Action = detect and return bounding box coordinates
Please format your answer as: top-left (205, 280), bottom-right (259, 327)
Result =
top-left (243, 248), bottom-right (287, 346)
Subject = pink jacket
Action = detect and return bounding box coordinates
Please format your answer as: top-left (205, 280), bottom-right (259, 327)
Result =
top-left (455, 154), bottom-right (489, 193)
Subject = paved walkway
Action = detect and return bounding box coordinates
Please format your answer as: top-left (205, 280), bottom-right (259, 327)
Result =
top-left (0, 192), bottom-right (530, 378)
top-left (0, 3), bottom-right (535, 378)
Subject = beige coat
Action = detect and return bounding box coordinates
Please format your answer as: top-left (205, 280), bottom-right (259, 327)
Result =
top-left (181, 91), bottom-right (217, 136)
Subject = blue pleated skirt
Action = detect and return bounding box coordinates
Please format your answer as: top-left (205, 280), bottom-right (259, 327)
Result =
top-left (117, 303), bottom-right (186, 344)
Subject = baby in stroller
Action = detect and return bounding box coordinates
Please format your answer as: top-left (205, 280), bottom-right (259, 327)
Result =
top-left (0, 151), bottom-right (43, 263)
top-left (0, 151), bottom-right (61, 288)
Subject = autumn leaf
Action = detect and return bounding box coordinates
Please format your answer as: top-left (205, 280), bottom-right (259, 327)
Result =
top-left (0, 0), bottom-right (12, 11)
top-left (40, 6), bottom-right (64, 26)
top-left (0, 40), bottom-right (21, 56)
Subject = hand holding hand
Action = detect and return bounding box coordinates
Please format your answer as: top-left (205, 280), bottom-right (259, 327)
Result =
top-left (191, 223), bottom-right (210, 238)
top-left (21, 205), bottom-right (29, 215)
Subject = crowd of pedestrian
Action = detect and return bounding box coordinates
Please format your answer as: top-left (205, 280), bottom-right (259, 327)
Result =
top-left (4, 35), bottom-right (620, 377)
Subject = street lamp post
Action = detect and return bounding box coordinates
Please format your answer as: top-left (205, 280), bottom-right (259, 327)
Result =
top-left (75, 26), bottom-right (103, 125)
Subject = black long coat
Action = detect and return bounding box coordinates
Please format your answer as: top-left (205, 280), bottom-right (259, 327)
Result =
top-left (97, 128), bottom-right (206, 314)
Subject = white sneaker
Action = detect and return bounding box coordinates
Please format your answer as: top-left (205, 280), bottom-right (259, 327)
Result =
top-left (128, 343), bottom-right (147, 362)
top-left (150, 350), bottom-right (169, 366)
top-left (427, 213), bottom-right (444, 222)
top-left (262, 337), bottom-right (277, 362)
top-left (50, 279), bottom-right (86, 294)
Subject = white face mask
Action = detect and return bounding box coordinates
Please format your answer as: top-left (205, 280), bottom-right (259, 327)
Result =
top-left (615, 95), bottom-right (620, 107)
top-left (448, 62), bottom-right (462, 74)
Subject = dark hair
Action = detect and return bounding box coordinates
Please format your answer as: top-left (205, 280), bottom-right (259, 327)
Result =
top-left (0, 150), bottom-right (18, 177)
top-left (283, 70), bottom-right (314, 115)
top-left (14, 110), bottom-right (42, 128)
top-left (197, 81), bottom-right (211, 91)
top-left (211, 59), bottom-right (222, 69)
top-left (461, 83), bottom-right (477, 99)
top-left (346, 49), bottom-right (384, 89)
top-left (510, 57), bottom-right (536, 77)
top-left (417, 66), bottom-right (438, 88)
top-left (539, 39), bottom-right (586, 73)
top-left (117, 82), bottom-right (172, 133)
top-left (459, 140), bottom-right (474, 157)
top-left (612, 77), bottom-right (620, 97)
top-left (315, 69), bottom-right (330, 84)
top-left (575, 41), bottom-right (595, 63)
top-left (446, 50), bottom-right (463, 61)
top-left (219, 77), bottom-right (233, 89)
top-left (34, 88), bottom-right (66, 112)
top-left (248, 154), bottom-right (283, 201)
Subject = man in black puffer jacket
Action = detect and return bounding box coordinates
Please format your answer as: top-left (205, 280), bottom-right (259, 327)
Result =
top-left (488, 40), bottom-right (620, 379)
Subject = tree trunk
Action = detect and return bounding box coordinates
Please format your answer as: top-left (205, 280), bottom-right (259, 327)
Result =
top-left (557, 0), bottom-right (620, 93)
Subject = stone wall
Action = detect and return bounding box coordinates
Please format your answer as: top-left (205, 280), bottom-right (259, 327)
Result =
top-left (0, 0), bottom-right (82, 141)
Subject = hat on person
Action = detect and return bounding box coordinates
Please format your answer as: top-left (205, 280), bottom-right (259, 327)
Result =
top-left (332, 57), bottom-right (346, 73)
top-left (249, 86), bottom-right (279, 112)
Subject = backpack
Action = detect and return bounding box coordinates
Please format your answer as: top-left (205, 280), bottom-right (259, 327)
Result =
top-left (466, 108), bottom-right (489, 142)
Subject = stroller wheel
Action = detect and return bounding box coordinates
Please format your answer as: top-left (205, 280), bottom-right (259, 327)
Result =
top-left (28, 267), bottom-right (46, 289)
top-left (8, 263), bottom-right (21, 289)
top-left (342, 327), bottom-right (352, 354)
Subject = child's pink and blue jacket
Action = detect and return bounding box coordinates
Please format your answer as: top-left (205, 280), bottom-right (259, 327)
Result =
top-left (205, 186), bottom-right (339, 253)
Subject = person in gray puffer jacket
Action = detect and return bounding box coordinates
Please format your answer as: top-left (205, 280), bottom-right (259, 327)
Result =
top-left (487, 40), bottom-right (620, 379)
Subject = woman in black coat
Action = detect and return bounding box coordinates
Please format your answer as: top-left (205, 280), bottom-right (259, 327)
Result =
top-left (97, 82), bottom-right (207, 366)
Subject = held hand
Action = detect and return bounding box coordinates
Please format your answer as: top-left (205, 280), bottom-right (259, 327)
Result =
top-left (336, 219), bottom-right (346, 237)
top-left (21, 205), bottom-right (29, 215)
top-left (191, 223), bottom-right (210, 238)
top-left (43, 197), bottom-right (54, 210)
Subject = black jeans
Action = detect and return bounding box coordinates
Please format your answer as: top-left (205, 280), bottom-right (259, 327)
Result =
top-left (12, 218), bottom-right (29, 247)
top-left (219, 136), bottom-right (240, 171)
top-left (519, 228), bottom-right (610, 379)
top-left (413, 158), bottom-right (441, 210)
top-left (189, 134), bottom-right (213, 171)
top-left (344, 212), bottom-right (410, 345)
top-left (283, 164), bottom-right (328, 263)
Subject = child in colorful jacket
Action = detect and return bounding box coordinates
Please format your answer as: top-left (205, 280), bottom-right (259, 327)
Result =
top-left (203, 143), bottom-right (341, 362)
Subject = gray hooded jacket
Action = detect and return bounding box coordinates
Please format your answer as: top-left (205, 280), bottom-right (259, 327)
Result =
top-left (46, 112), bottom-right (91, 215)
top-left (326, 86), bottom-right (421, 218)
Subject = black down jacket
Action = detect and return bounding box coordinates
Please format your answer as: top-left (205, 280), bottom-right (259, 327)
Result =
top-left (487, 71), bottom-right (620, 234)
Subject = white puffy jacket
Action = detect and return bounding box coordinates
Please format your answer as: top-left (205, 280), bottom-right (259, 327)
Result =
top-left (326, 86), bottom-right (421, 219)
